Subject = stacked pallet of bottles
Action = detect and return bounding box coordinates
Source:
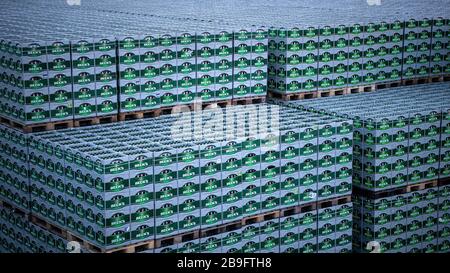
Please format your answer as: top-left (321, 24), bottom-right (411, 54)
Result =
top-left (0, 0), bottom-right (269, 130)
top-left (0, 206), bottom-right (89, 253)
top-left (273, 82), bottom-right (450, 252)
top-left (1, 103), bottom-right (352, 252)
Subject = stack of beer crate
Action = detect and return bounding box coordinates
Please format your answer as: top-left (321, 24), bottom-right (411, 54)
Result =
top-left (274, 82), bottom-right (450, 252)
top-left (1, 103), bottom-right (353, 253)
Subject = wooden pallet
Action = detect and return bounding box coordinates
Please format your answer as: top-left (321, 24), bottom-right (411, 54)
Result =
top-left (316, 88), bottom-right (349, 98)
top-left (241, 209), bottom-right (280, 225)
top-left (406, 179), bottom-right (438, 193)
top-left (0, 116), bottom-right (73, 133)
top-left (154, 229), bottom-right (200, 249)
top-left (317, 195), bottom-right (352, 209)
top-left (0, 195), bottom-right (352, 253)
top-left (198, 100), bottom-right (233, 110)
top-left (279, 202), bottom-right (317, 217)
top-left (439, 177), bottom-right (450, 186)
top-left (232, 96), bottom-right (266, 105)
top-left (354, 178), bottom-right (441, 200)
top-left (105, 239), bottom-right (155, 253)
top-left (428, 75), bottom-right (445, 83)
top-left (346, 84), bottom-right (376, 94)
top-left (118, 107), bottom-right (171, 121)
top-left (73, 115), bottom-right (117, 127)
top-left (118, 100), bottom-right (236, 121)
top-left (199, 220), bottom-right (241, 238)
top-left (29, 214), bottom-right (68, 239)
top-left (0, 198), bottom-right (28, 217)
top-left (401, 76), bottom-right (444, 86)
top-left (267, 90), bottom-right (318, 101)
top-left (375, 80), bottom-right (402, 90)
top-left (66, 231), bottom-right (103, 253)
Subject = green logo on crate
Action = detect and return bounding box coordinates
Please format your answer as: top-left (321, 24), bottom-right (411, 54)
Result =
top-left (180, 76), bottom-right (195, 88)
top-left (50, 41), bottom-right (68, 55)
top-left (75, 71), bottom-right (93, 85)
top-left (97, 84), bottom-right (115, 97)
top-left (161, 63), bottom-right (176, 76)
top-left (122, 37), bottom-right (136, 49)
top-left (224, 158), bottom-right (239, 171)
top-left (161, 78), bottom-right (175, 90)
top-left (98, 54), bottom-right (114, 67)
top-left (130, 171), bottom-right (152, 188)
top-left (177, 62), bottom-right (194, 74)
top-left (180, 216), bottom-right (199, 230)
top-left (253, 42), bottom-right (266, 53)
top-left (27, 92), bottom-right (46, 105)
top-left (216, 73), bottom-right (231, 85)
top-left (217, 59), bottom-right (231, 70)
top-left (253, 28), bottom-right (266, 40)
top-left (180, 197), bottom-right (198, 212)
top-left (121, 82), bottom-right (138, 95)
top-left (217, 45), bottom-right (231, 56)
top-left (157, 220), bottom-right (176, 236)
top-left (303, 26), bottom-right (316, 37)
top-left (179, 48), bottom-right (194, 60)
top-left (320, 38), bottom-right (333, 50)
top-left (52, 105), bottom-right (70, 119)
top-left (303, 39), bottom-right (316, 51)
top-left (268, 40), bottom-right (277, 51)
top-left (132, 225), bottom-right (153, 241)
top-left (217, 31), bottom-right (232, 42)
top-left (51, 58), bottom-right (69, 71)
top-left (122, 52), bottom-right (137, 65)
top-left (98, 100), bottom-right (115, 113)
top-left (27, 108), bottom-right (48, 121)
top-left (252, 69), bottom-right (266, 81)
top-left (179, 91), bottom-right (193, 103)
top-left (288, 67), bottom-right (300, 78)
top-left (202, 145), bottom-right (219, 159)
top-left (199, 60), bottom-right (213, 72)
top-left (158, 203), bottom-right (175, 217)
top-left (25, 43), bottom-right (44, 57)
top-left (160, 49), bottom-right (175, 61)
top-left (142, 51), bottom-right (157, 63)
top-left (303, 66), bottom-right (317, 78)
top-left (142, 36), bottom-right (157, 48)
top-left (98, 70), bottom-right (114, 82)
top-left (179, 33), bottom-right (194, 45)
top-left (203, 179), bottom-right (220, 193)
top-left (199, 32), bottom-right (213, 44)
top-left (378, 34), bottom-right (388, 44)
top-left (199, 75), bottom-right (213, 86)
top-left (157, 186), bottom-right (176, 200)
top-left (76, 56), bottom-right (94, 69)
top-left (319, 51), bottom-right (333, 62)
top-left (235, 29), bottom-right (250, 41)
top-left (199, 46), bottom-right (213, 58)
top-left (25, 76), bottom-right (45, 89)
top-left (286, 54), bottom-right (299, 65)
top-left (141, 80), bottom-right (158, 94)
top-left (122, 97), bottom-right (138, 110)
top-left (97, 39), bottom-right (113, 52)
top-left (236, 43), bottom-right (250, 55)
top-left (142, 65), bottom-right (158, 78)
top-left (286, 80), bottom-right (299, 91)
top-left (26, 60), bottom-right (45, 73)
top-left (52, 73), bottom-right (71, 87)
top-left (203, 162), bottom-right (219, 175)
top-left (204, 211), bottom-right (220, 225)
top-left (199, 89), bottom-right (213, 100)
